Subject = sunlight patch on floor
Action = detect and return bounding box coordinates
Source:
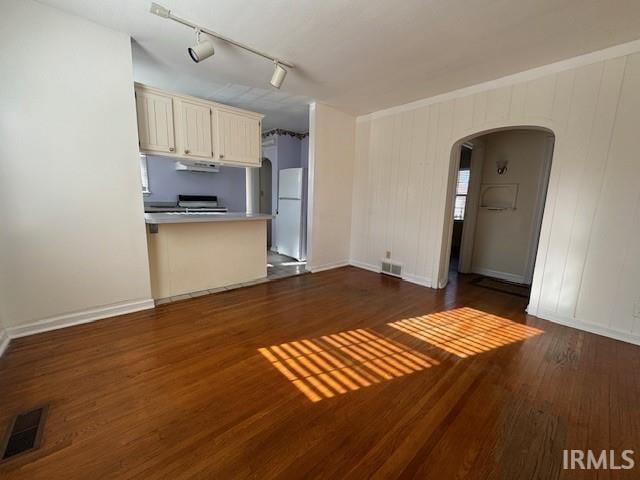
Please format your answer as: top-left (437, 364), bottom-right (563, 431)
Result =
top-left (388, 307), bottom-right (542, 358)
top-left (259, 329), bottom-right (438, 402)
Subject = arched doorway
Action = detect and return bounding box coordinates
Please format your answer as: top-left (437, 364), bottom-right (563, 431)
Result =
top-left (440, 126), bottom-right (555, 303)
top-left (259, 157), bottom-right (273, 247)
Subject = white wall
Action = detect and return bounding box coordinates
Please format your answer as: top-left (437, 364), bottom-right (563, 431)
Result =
top-left (0, 315), bottom-right (8, 357)
top-left (0, 278), bottom-right (6, 354)
top-left (470, 130), bottom-right (550, 283)
top-left (308, 103), bottom-right (355, 271)
top-left (0, 0), bottom-right (152, 335)
top-left (351, 41), bottom-right (640, 345)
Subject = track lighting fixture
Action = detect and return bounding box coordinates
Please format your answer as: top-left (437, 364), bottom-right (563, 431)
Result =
top-left (270, 61), bottom-right (287, 89)
top-left (188, 30), bottom-right (215, 63)
top-left (149, 2), bottom-right (170, 18)
top-left (150, 3), bottom-right (295, 88)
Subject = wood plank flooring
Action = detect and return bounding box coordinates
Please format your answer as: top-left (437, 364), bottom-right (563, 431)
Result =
top-left (0, 267), bottom-right (639, 479)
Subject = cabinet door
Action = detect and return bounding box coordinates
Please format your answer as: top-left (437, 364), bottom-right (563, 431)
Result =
top-left (135, 90), bottom-right (176, 154)
top-left (178, 100), bottom-right (213, 159)
top-left (215, 108), bottom-right (261, 166)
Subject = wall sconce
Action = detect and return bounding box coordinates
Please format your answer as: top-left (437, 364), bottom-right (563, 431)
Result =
top-left (496, 159), bottom-right (508, 175)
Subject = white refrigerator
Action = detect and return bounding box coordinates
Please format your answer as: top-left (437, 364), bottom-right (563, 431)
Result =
top-left (275, 168), bottom-right (307, 261)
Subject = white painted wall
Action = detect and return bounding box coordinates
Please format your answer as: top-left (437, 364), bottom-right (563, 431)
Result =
top-left (308, 103), bottom-right (356, 271)
top-left (0, 315), bottom-right (8, 357)
top-left (470, 130), bottom-right (550, 284)
top-left (0, 0), bottom-right (152, 335)
top-left (351, 42), bottom-right (640, 345)
top-left (0, 282), bottom-right (6, 354)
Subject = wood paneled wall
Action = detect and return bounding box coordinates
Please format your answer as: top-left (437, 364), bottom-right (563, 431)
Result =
top-left (351, 49), bottom-right (640, 344)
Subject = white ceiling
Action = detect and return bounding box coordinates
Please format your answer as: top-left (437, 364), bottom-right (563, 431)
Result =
top-left (36, 0), bottom-right (640, 132)
top-left (131, 40), bottom-right (312, 132)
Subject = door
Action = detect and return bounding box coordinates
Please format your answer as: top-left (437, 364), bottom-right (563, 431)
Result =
top-left (178, 100), bottom-right (213, 159)
top-left (275, 168), bottom-right (304, 260)
top-left (278, 168), bottom-right (303, 199)
top-left (276, 199), bottom-right (303, 260)
top-left (135, 89), bottom-right (176, 154)
top-left (215, 108), bottom-right (261, 166)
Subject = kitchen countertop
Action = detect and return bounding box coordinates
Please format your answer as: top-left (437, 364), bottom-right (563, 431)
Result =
top-left (145, 212), bottom-right (273, 224)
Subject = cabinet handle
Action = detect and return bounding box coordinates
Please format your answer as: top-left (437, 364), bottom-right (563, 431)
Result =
top-left (184, 149), bottom-right (190, 154)
top-left (169, 147), bottom-right (174, 152)
top-left (219, 153), bottom-right (225, 158)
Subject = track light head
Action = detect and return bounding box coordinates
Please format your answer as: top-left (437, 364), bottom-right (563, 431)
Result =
top-left (188, 30), bottom-right (215, 63)
top-left (150, 2), bottom-right (170, 18)
top-left (149, 3), bottom-right (294, 87)
top-left (270, 61), bottom-right (287, 89)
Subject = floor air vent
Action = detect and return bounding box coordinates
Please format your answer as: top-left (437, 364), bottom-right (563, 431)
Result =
top-left (381, 260), bottom-right (402, 278)
top-left (1, 406), bottom-right (47, 461)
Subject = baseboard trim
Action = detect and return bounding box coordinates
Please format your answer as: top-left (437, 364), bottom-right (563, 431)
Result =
top-left (0, 329), bottom-right (9, 358)
top-left (531, 309), bottom-right (640, 347)
top-left (472, 268), bottom-right (525, 284)
top-left (310, 260), bottom-right (350, 273)
top-left (349, 260), bottom-right (433, 288)
top-left (7, 299), bottom-right (155, 340)
top-left (402, 273), bottom-right (433, 288)
top-left (349, 260), bottom-right (380, 273)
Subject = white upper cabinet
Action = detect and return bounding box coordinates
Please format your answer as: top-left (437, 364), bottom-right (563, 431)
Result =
top-left (215, 107), bottom-right (262, 167)
top-left (176, 99), bottom-right (213, 159)
top-left (135, 88), bottom-right (176, 154)
top-left (134, 83), bottom-right (263, 167)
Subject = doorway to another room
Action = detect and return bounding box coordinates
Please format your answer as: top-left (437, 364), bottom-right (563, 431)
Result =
top-left (259, 157), bottom-right (273, 248)
top-left (260, 129), bottom-right (310, 281)
top-left (449, 144), bottom-right (472, 280)
top-left (447, 128), bottom-right (555, 300)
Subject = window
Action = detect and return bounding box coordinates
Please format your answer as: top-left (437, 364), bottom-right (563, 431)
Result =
top-left (140, 154), bottom-right (150, 194)
top-left (453, 168), bottom-right (470, 220)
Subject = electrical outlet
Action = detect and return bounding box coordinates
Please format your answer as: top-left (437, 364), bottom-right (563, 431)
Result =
top-left (633, 301), bottom-right (640, 319)
top-left (385, 251), bottom-right (391, 259)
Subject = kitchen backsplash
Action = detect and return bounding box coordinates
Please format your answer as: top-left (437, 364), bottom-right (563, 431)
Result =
top-left (144, 155), bottom-right (246, 211)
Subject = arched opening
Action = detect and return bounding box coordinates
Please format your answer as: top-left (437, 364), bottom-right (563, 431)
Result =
top-left (440, 126), bottom-right (555, 304)
top-left (259, 157), bottom-right (273, 247)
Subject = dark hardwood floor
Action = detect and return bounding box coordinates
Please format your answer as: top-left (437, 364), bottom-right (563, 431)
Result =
top-left (0, 267), bottom-right (638, 479)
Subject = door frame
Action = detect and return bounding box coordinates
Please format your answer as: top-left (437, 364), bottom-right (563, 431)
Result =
top-left (437, 125), bottom-right (556, 293)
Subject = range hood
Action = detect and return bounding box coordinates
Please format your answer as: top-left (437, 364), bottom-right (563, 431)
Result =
top-left (175, 159), bottom-right (220, 173)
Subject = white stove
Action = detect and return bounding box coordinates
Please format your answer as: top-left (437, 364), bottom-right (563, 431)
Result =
top-left (145, 195), bottom-right (228, 213)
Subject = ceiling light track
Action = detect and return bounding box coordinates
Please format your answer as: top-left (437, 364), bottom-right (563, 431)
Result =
top-left (150, 3), bottom-right (294, 88)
